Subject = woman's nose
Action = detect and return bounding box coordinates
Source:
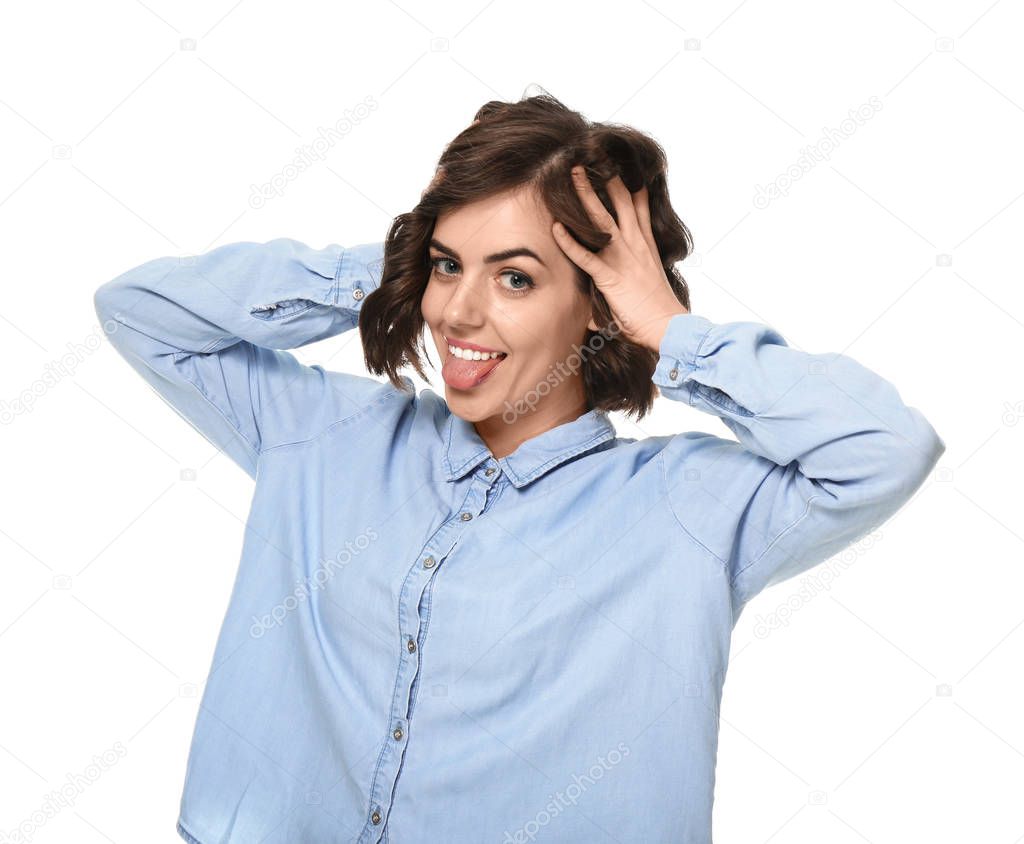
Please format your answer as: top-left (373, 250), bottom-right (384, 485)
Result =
top-left (442, 273), bottom-right (487, 327)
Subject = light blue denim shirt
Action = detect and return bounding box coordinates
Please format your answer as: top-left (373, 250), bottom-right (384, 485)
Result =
top-left (94, 238), bottom-right (944, 844)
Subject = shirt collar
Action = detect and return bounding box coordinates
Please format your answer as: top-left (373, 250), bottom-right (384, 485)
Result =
top-left (443, 406), bottom-right (617, 489)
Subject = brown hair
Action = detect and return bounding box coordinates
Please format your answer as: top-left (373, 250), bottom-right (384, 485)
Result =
top-left (359, 89), bottom-right (693, 420)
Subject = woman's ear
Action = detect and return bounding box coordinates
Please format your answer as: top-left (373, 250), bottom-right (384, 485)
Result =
top-left (587, 315), bottom-right (600, 332)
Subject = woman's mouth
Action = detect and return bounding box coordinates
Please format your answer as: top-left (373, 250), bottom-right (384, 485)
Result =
top-left (441, 336), bottom-right (508, 390)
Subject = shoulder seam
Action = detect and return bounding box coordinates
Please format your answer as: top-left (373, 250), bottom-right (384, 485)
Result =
top-left (658, 445), bottom-right (730, 580)
top-left (259, 382), bottom-right (411, 454)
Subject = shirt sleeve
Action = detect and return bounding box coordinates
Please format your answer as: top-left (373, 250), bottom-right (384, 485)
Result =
top-left (652, 312), bottom-right (945, 610)
top-left (93, 238), bottom-right (395, 480)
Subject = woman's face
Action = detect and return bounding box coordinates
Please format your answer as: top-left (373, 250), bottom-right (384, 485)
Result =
top-left (420, 185), bottom-right (599, 426)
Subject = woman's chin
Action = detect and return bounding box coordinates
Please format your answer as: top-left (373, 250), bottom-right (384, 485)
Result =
top-left (444, 387), bottom-right (506, 421)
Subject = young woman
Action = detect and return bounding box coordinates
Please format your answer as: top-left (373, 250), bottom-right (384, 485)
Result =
top-left (94, 94), bottom-right (944, 844)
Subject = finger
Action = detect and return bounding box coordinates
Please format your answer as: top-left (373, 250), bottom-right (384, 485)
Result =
top-left (571, 166), bottom-right (618, 238)
top-left (631, 185), bottom-right (660, 262)
top-left (605, 174), bottom-right (645, 255)
top-left (551, 220), bottom-right (613, 285)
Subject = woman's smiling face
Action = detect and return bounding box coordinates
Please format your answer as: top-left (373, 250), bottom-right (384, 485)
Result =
top-left (420, 185), bottom-right (600, 429)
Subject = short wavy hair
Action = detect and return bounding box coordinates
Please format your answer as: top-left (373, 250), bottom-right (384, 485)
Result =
top-left (359, 89), bottom-right (693, 420)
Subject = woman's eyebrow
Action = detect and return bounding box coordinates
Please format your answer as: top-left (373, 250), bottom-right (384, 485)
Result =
top-left (430, 238), bottom-right (547, 269)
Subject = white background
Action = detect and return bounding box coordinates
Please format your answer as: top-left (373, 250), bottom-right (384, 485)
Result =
top-left (1, 1), bottom-right (1021, 841)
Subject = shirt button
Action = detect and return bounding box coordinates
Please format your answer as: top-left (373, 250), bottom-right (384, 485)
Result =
top-left (460, 512), bottom-right (473, 521)
top-left (669, 367), bottom-right (679, 380)
top-left (371, 810), bottom-right (381, 824)
top-left (407, 638), bottom-right (416, 653)
top-left (393, 726), bottom-right (404, 741)
top-left (484, 467), bottom-right (496, 477)
top-left (423, 556), bottom-right (435, 569)
top-left (353, 287), bottom-right (364, 300)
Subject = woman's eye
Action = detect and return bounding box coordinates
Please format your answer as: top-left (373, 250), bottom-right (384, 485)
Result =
top-left (430, 257), bottom-right (534, 297)
top-left (430, 256), bottom-right (459, 277)
top-left (498, 270), bottom-right (535, 296)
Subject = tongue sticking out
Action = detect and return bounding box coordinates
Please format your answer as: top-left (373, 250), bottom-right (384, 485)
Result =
top-left (442, 353), bottom-right (506, 390)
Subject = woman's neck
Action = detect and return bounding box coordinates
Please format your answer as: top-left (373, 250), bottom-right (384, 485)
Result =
top-left (473, 391), bottom-right (590, 460)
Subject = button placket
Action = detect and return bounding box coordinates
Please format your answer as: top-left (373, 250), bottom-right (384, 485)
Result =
top-left (357, 474), bottom-right (493, 844)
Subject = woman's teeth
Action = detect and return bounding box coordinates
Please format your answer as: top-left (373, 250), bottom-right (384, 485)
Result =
top-left (447, 345), bottom-right (507, 361)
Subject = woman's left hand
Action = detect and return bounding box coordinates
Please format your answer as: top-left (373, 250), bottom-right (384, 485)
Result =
top-left (552, 166), bottom-right (689, 353)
